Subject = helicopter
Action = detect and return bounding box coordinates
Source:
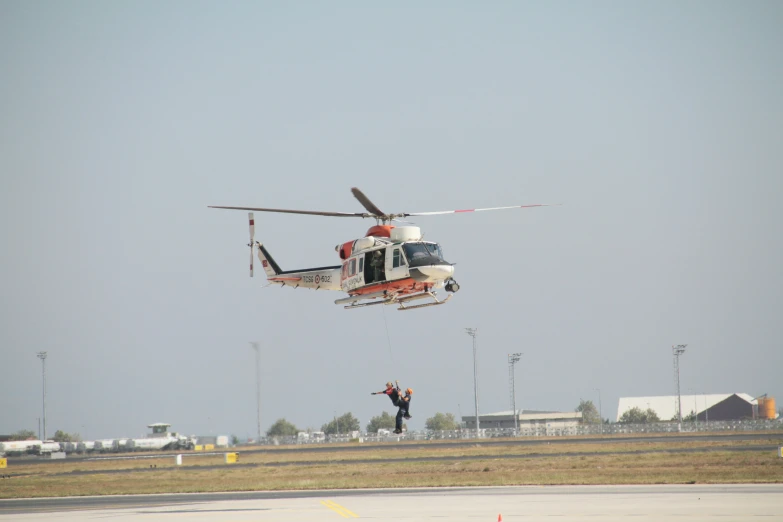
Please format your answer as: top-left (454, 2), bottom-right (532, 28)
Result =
top-left (210, 188), bottom-right (553, 311)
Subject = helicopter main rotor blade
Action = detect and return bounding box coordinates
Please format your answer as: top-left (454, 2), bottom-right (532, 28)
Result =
top-left (402, 203), bottom-right (559, 217)
top-left (209, 206), bottom-right (371, 218)
top-left (351, 187), bottom-right (386, 218)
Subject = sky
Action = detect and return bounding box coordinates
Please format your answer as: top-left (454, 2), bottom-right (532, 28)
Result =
top-left (1, 1), bottom-right (781, 441)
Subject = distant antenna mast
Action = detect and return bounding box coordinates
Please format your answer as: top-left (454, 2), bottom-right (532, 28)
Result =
top-left (508, 353), bottom-right (522, 436)
top-left (672, 344), bottom-right (687, 430)
top-left (250, 342), bottom-right (262, 442)
top-left (465, 328), bottom-right (480, 438)
top-left (37, 352), bottom-right (47, 440)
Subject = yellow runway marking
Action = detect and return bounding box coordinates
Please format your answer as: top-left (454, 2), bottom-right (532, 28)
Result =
top-left (320, 499), bottom-right (359, 518)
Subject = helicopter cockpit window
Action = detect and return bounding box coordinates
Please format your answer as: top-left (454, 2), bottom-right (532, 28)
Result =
top-left (349, 259), bottom-right (356, 276)
top-left (403, 242), bottom-right (443, 261)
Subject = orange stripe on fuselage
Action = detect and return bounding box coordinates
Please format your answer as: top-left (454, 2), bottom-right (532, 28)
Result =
top-left (348, 278), bottom-right (430, 296)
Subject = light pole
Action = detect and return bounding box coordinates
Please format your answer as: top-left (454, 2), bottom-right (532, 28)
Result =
top-left (689, 388), bottom-right (697, 426)
top-left (508, 353), bottom-right (522, 436)
top-left (594, 388), bottom-right (603, 434)
top-left (672, 344), bottom-right (687, 431)
top-left (250, 342), bottom-right (262, 443)
top-left (36, 352), bottom-right (47, 440)
top-left (465, 328), bottom-right (480, 439)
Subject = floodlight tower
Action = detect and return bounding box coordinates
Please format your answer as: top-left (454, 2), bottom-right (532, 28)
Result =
top-left (672, 344), bottom-right (687, 430)
top-left (465, 328), bottom-right (480, 438)
top-left (508, 353), bottom-right (522, 436)
top-left (36, 352), bottom-right (47, 440)
top-left (250, 342), bottom-right (262, 442)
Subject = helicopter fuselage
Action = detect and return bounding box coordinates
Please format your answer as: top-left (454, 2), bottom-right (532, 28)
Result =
top-left (258, 236), bottom-right (453, 295)
top-left (254, 225), bottom-right (458, 309)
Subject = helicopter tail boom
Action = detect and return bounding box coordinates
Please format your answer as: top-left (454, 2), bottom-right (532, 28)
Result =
top-left (255, 239), bottom-right (342, 291)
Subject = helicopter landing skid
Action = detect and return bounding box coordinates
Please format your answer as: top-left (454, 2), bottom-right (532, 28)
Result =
top-left (343, 299), bottom-right (387, 310)
top-left (343, 291), bottom-right (452, 311)
top-left (396, 292), bottom-right (452, 311)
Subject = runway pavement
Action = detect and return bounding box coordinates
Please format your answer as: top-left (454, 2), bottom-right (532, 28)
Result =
top-left (2, 485), bottom-right (782, 521)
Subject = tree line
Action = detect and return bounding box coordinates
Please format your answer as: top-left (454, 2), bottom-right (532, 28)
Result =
top-left (264, 399), bottom-right (686, 437)
top-left (265, 411), bottom-right (462, 437)
top-left (6, 429), bottom-right (82, 441)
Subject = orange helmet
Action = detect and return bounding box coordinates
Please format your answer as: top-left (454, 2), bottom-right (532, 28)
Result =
top-left (406, 388), bottom-right (413, 395)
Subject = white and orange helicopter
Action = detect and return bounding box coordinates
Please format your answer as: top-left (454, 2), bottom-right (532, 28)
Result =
top-left (210, 188), bottom-right (553, 311)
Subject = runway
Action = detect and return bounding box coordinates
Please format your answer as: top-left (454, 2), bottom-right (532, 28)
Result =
top-left (2, 485), bottom-right (782, 521)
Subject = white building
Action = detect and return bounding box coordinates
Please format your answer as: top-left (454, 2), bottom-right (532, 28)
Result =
top-left (616, 393), bottom-right (760, 422)
top-left (462, 410), bottom-right (583, 432)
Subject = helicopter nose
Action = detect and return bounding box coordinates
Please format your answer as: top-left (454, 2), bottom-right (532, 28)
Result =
top-left (409, 264), bottom-right (455, 282)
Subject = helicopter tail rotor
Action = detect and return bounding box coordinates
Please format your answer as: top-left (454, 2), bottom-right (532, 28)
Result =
top-left (248, 212), bottom-right (255, 277)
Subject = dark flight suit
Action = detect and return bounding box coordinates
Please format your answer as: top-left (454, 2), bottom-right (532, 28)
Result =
top-left (373, 385), bottom-right (401, 407)
top-left (395, 393), bottom-right (412, 433)
top-left (400, 392), bottom-right (412, 418)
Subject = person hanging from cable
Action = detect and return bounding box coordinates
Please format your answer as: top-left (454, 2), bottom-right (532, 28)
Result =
top-left (371, 381), bottom-right (401, 408)
top-left (394, 387), bottom-right (413, 434)
top-left (400, 388), bottom-right (413, 419)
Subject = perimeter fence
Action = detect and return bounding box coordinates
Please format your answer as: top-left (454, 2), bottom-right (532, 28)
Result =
top-left (265, 418), bottom-right (783, 446)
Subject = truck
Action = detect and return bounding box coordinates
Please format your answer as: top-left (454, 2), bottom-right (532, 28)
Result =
top-left (126, 436), bottom-right (177, 451)
top-left (31, 441), bottom-right (61, 456)
top-left (94, 439), bottom-right (119, 453)
top-left (127, 423), bottom-right (195, 451)
top-left (0, 440), bottom-right (41, 456)
top-left (76, 441), bottom-right (95, 453)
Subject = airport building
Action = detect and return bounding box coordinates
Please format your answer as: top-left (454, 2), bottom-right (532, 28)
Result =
top-left (616, 393), bottom-right (777, 422)
top-left (462, 410), bottom-right (583, 431)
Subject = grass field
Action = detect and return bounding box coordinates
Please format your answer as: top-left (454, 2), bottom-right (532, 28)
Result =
top-left (2, 435), bottom-right (782, 499)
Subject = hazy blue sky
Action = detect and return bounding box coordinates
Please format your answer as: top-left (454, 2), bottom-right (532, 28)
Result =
top-left (2, 2), bottom-right (781, 440)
